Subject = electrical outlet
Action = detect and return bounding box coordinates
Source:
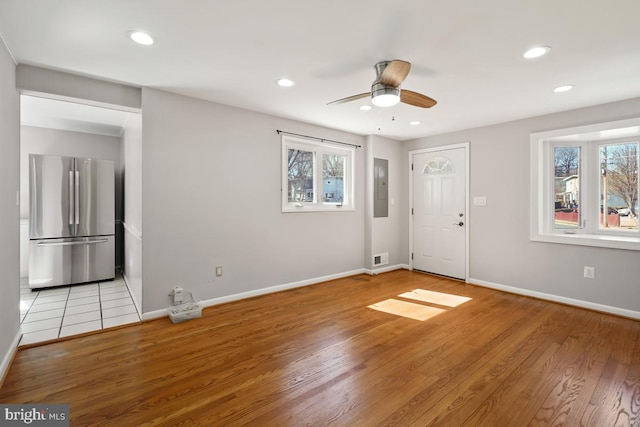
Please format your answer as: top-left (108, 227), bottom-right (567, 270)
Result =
top-left (584, 266), bottom-right (595, 279)
top-left (216, 266), bottom-right (223, 277)
top-left (173, 286), bottom-right (184, 304)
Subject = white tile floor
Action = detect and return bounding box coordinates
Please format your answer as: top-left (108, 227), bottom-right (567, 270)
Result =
top-left (19, 275), bottom-right (140, 346)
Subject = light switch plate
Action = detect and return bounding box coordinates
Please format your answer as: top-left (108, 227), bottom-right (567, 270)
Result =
top-left (473, 196), bottom-right (487, 206)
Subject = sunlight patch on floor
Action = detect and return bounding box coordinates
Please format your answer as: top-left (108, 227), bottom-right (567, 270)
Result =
top-left (368, 299), bottom-right (446, 321)
top-left (368, 289), bottom-right (471, 321)
top-left (399, 289), bottom-right (471, 307)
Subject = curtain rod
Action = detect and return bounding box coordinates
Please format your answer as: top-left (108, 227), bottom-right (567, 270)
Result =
top-left (276, 129), bottom-right (361, 148)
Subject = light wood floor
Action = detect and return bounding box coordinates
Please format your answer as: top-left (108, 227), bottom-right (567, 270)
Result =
top-left (1, 270), bottom-right (639, 426)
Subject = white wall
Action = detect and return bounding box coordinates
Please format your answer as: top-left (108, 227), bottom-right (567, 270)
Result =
top-left (365, 135), bottom-right (408, 271)
top-left (404, 97), bottom-right (640, 315)
top-left (0, 39), bottom-right (20, 382)
top-left (141, 88), bottom-right (365, 313)
top-left (122, 113), bottom-right (143, 311)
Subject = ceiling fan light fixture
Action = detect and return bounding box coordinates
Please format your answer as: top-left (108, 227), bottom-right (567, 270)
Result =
top-left (372, 94), bottom-right (400, 107)
top-left (371, 83), bottom-right (400, 107)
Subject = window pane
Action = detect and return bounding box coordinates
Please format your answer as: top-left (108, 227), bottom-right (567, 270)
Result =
top-left (423, 157), bottom-right (454, 174)
top-left (600, 142), bottom-right (638, 231)
top-left (554, 146), bottom-right (581, 229)
top-left (322, 153), bottom-right (345, 203)
top-left (288, 149), bottom-right (314, 203)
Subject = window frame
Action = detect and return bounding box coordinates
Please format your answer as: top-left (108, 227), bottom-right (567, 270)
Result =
top-left (530, 118), bottom-right (640, 251)
top-left (281, 135), bottom-right (355, 212)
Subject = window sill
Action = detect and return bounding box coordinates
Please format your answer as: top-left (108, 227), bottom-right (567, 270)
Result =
top-left (531, 232), bottom-right (640, 251)
top-left (282, 204), bottom-right (354, 213)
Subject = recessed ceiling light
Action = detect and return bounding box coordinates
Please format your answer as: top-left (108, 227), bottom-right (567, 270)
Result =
top-left (410, 121), bottom-right (421, 126)
top-left (554, 84), bottom-right (574, 93)
top-left (276, 78), bottom-right (295, 87)
top-left (129, 31), bottom-right (154, 46)
top-left (523, 46), bottom-right (551, 59)
top-left (360, 105), bottom-right (372, 111)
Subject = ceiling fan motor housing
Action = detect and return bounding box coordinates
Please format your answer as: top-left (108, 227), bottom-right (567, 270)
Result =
top-left (371, 81), bottom-right (400, 96)
top-left (371, 60), bottom-right (402, 106)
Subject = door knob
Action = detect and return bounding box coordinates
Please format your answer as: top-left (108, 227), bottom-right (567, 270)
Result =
top-left (453, 221), bottom-right (464, 227)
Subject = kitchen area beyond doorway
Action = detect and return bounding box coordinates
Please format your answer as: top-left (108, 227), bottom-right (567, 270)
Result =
top-left (19, 94), bottom-right (143, 345)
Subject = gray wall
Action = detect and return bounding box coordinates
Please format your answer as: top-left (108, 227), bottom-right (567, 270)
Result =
top-left (0, 39), bottom-right (20, 379)
top-left (122, 113), bottom-right (143, 310)
top-left (141, 88), bottom-right (365, 313)
top-left (365, 135), bottom-right (408, 271)
top-left (404, 97), bottom-right (640, 313)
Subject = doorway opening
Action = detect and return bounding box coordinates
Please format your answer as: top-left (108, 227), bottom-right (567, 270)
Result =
top-left (19, 94), bottom-right (142, 345)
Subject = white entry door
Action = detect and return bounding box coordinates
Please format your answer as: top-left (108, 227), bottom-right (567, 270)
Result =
top-left (411, 145), bottom-right (468, 280)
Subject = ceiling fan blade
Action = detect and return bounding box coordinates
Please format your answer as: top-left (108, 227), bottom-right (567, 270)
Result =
top-left (379, 60), bottom-right (411, 86)
top-left (400, 89), bottom-right (437, 108)
top-left (327, 92), bottom-right (370, 105)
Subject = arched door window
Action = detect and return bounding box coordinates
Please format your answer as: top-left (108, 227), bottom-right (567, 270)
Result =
top-left (422, 157), bottom-right (455, 174)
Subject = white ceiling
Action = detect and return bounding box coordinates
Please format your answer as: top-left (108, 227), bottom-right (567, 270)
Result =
top-left (2, 0), bottom-right (640, 141)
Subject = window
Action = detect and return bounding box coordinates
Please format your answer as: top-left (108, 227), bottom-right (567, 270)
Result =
top-left (282, 135), bottom-right (354, 212)
top-left (531, 118), bottom-right (640, 250)
top-left (424, 157), bottom-right (455, 174)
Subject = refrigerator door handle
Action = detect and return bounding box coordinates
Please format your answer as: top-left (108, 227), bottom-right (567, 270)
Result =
top-left (37, 239), bottom-right (110, 247)
top-left (69, 170), bottom-right (74, 226)
top-left (75, 170), bottom-right (80, 229)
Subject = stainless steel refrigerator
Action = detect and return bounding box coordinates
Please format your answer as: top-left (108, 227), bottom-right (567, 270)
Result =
top-left (29, 154), bottom-right (115, 289)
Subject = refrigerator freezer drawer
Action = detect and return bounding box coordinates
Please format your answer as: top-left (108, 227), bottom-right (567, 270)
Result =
top-left (29, 236), bottom-right (115, 289)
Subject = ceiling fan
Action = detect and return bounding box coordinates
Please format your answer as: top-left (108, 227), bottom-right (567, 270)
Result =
top-left (327, 60), bottom-right (437, 108)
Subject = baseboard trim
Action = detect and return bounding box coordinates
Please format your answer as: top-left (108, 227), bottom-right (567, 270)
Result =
top-left (121, 273), bottom-right (142, 318)
top-left (141, 268), bottom-right (369, 321)
top-left (469, 277), bottom-right (640, 320)
top-left (0, 331), bottom-right (22, 388)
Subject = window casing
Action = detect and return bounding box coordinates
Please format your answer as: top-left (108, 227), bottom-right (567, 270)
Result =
top-left (531, 118), bottom-right (640, 251)
top-left (282, 136), bottom-right (354, 212)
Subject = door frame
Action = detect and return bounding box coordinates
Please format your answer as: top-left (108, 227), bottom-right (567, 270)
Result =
top-left (409, 143), bottom-right (470, 282)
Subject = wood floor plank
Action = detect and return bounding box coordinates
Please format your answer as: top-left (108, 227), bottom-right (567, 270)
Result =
top-left (383, 298), bottom-right (547, 426)
top-left (417, 302), bottom-right (566, 426)
top-left (605, 327), bottom-right (640, 427)
top-left (1, 270), bottom-right (638, 426)
top-left (525, 312), bottom-right (614, 426)
top-left (579, 319), bottom-right (639, 427)
top-left (461, 303), bottom-right (573, 426)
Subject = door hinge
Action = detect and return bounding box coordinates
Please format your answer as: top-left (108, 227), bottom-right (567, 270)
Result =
top-left (411, 208), bottom-right (414, 215)
top-left (411, 163), bottom-right (414, 171)
top-left (411, 253), bottom-right (414, 260)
